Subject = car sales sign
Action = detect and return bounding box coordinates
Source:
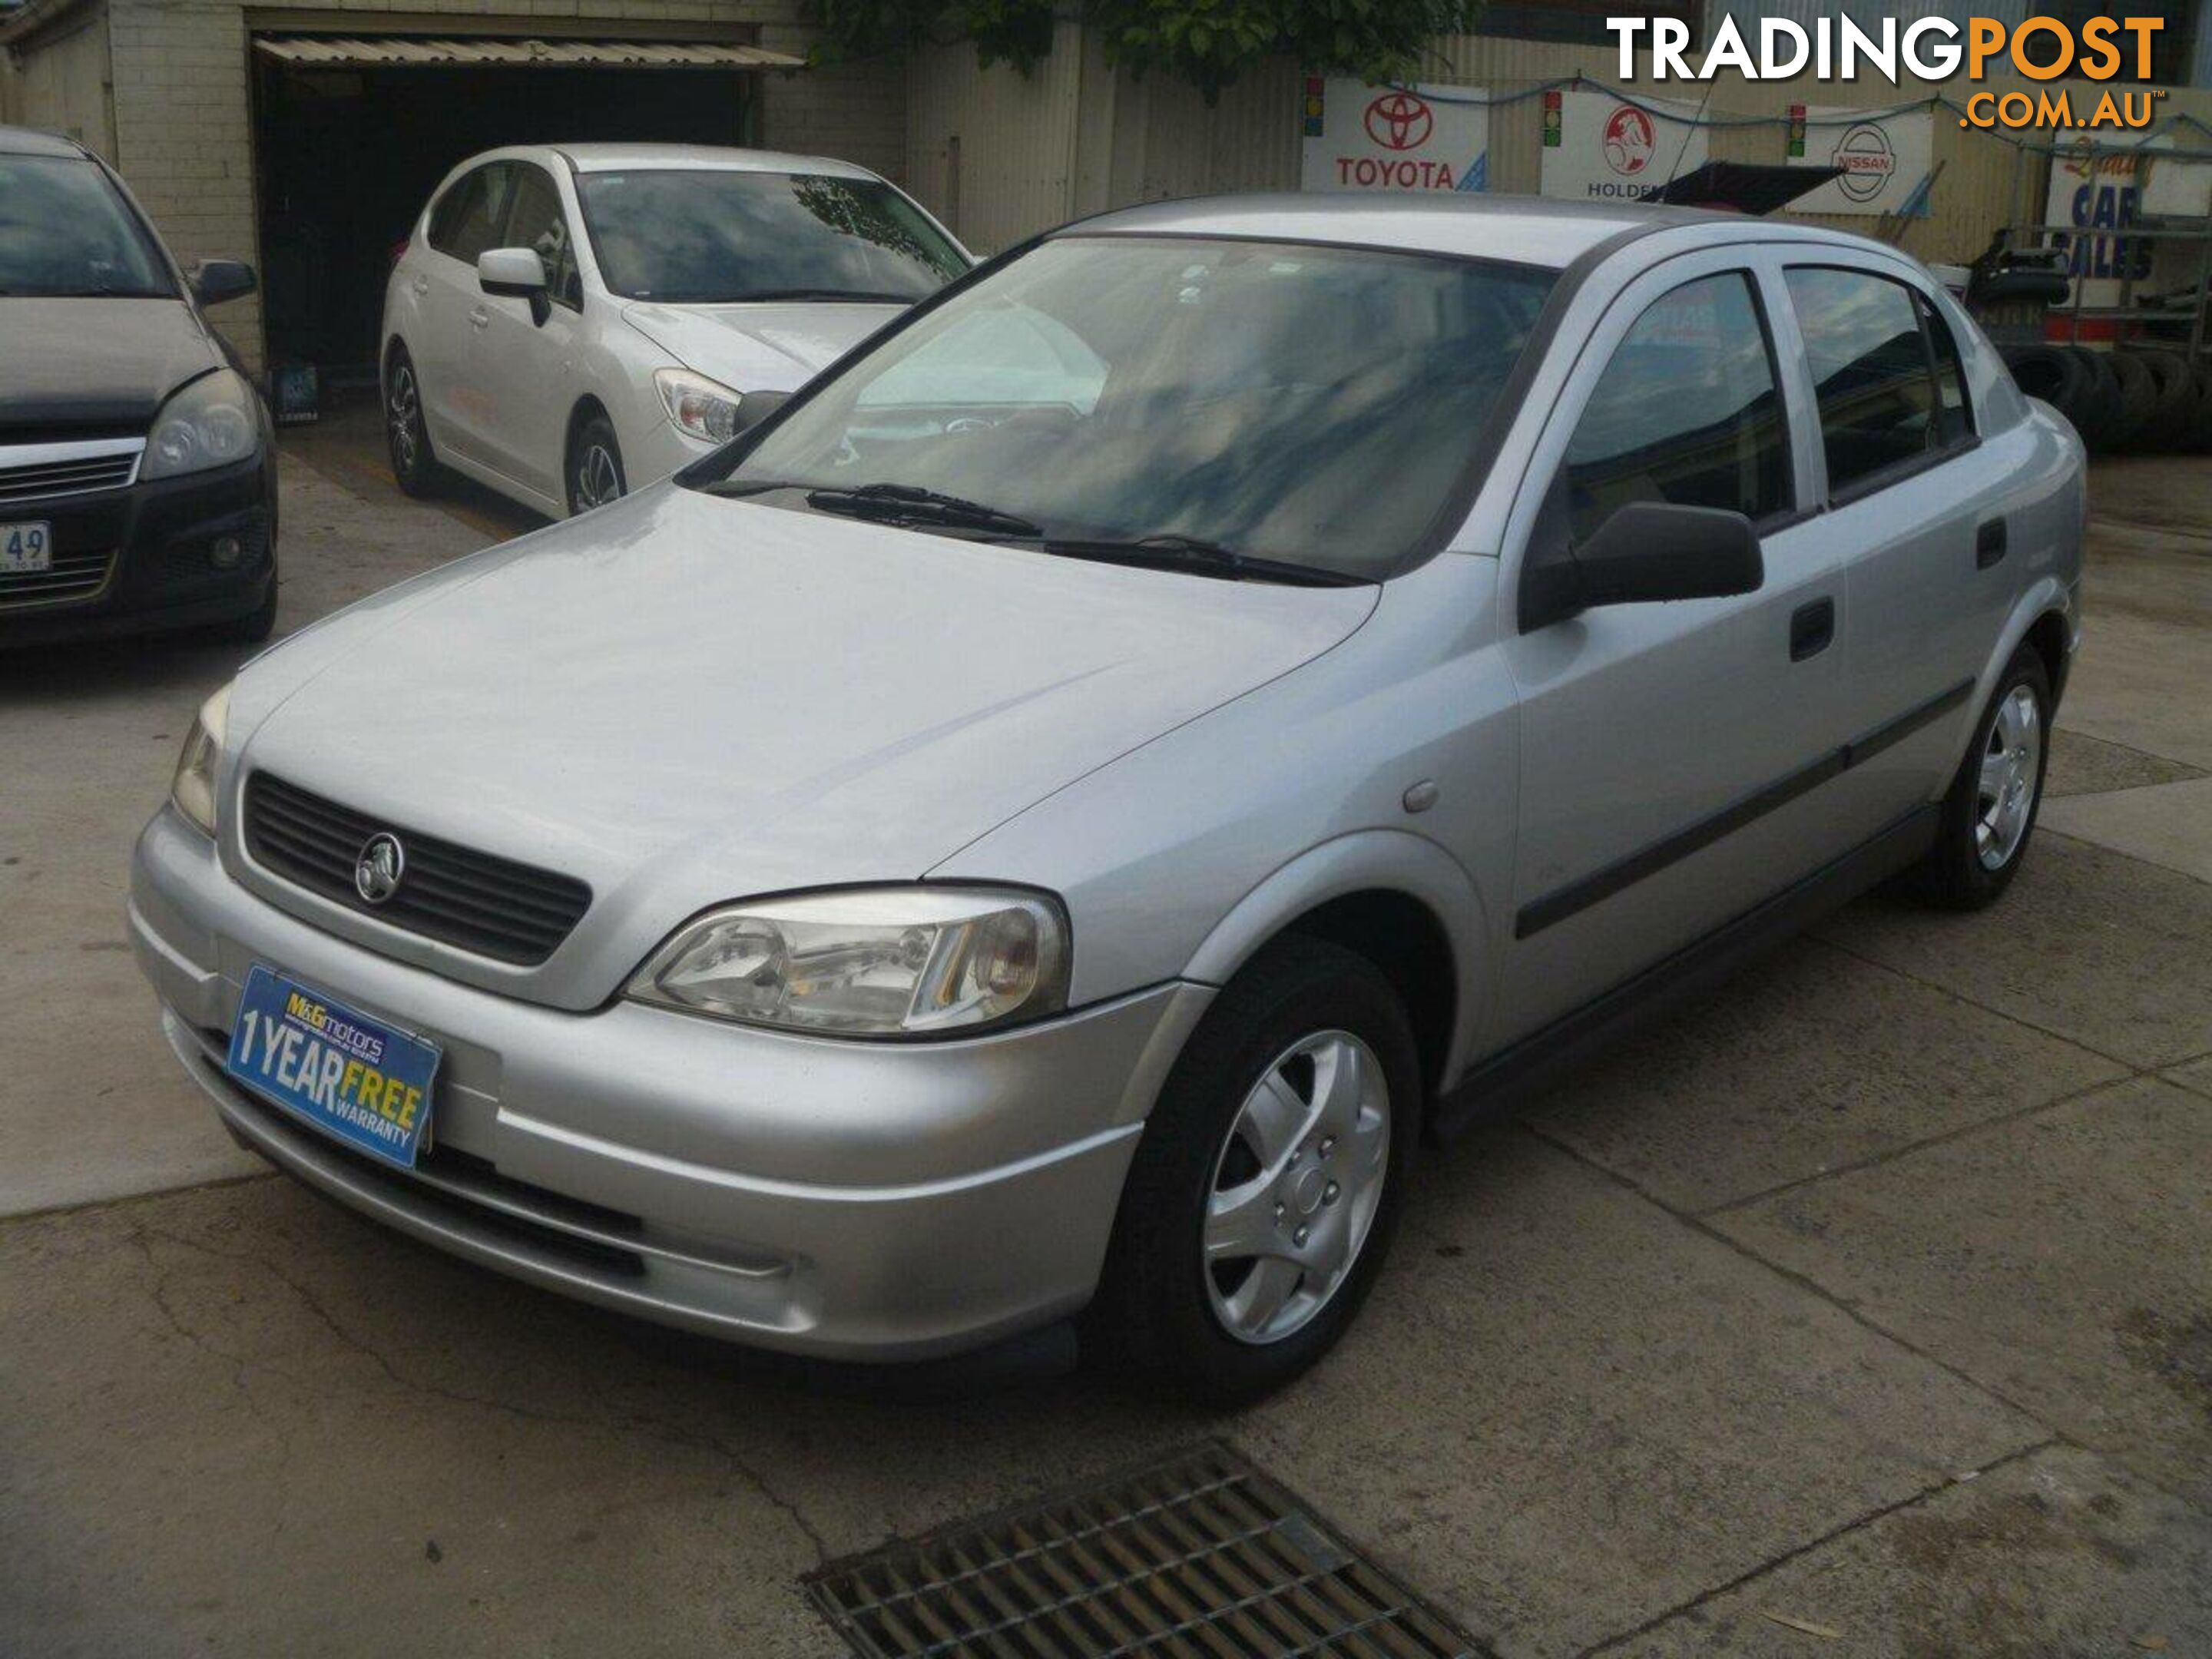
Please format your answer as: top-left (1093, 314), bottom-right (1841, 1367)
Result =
top-left (1300, 76), bottom-right (1489, 194)
top-left (1540, 89), bottom-right (1708, 203)
top-left (1783, 105), bottom-right (1936, 217)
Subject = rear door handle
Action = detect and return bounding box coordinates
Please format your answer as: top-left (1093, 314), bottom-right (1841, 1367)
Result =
top-left (1976, 519), bottom-right (2008, 569)
top-left (411, 275), bottom-right (429, 296)
top-left (1790, 597), bottom-right (1836, 662)
top-left (469, 306), bottom-right (490, 330)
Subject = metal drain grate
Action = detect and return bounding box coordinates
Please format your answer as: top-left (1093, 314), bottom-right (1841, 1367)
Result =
top-left (806, 1442), bottom-right (1488, 1659)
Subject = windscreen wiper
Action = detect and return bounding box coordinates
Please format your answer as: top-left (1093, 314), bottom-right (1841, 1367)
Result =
top-left (1037, 534), bottom-right (1369, 588)
top-left (803, 482), bottom-right (1044, 538)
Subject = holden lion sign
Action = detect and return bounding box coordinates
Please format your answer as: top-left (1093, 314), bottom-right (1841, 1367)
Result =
top-left (1301, 77), bottom-right (1489, 194)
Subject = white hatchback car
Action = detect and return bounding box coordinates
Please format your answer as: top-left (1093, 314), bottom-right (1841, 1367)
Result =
top-left (379, 143), bottom-right (969, 518)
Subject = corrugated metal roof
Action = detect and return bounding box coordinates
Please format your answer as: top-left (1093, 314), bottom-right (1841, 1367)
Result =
top-left (251, 35), bottom-right (803, 70)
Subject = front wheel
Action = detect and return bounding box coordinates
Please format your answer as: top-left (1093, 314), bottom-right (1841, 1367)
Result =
top-left (1085, 937), bottom-right (1420, 1403)
top-left (385, 346), bottom-right (445, 498)
top-left (567, 416), bottom-right (626, 516)
top-left (1913, 646), bottom-right (2051, 909)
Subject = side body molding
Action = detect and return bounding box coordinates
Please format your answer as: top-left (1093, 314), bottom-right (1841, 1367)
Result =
top-left (1181, 830), bottom-right (1492, 1084)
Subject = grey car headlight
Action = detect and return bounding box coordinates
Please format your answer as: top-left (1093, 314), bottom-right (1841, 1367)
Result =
top-left (170, 681), bottom-right (231, 836)
top-left (143, 369), bottom-right (260, 480)
top-left (628, 886), bottom-right (1069, 1038)
top-left (654, 368), bottom-right (743, 444)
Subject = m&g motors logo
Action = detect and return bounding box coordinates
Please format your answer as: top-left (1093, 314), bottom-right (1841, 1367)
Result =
top-left (1608, 14), bottom-right (2169, 130)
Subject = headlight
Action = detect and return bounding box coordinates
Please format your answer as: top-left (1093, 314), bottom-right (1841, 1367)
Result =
top-left (142, 369), bottom-right (260, 480)
top-left (170, 682), bottom-right (231, 836)
top-left (628, 886), bottom-right (1068, 1038)
top-left (655, 368), bottom-right (743, 444)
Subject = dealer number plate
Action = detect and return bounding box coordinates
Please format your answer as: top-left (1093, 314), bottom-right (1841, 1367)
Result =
top-left (1, 522), bottom-right (52, 575)
top-left (224, 965), bottom-right (440, 1170)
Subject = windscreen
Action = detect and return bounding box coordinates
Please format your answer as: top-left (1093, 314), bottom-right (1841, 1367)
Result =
top-left (697, 235), bottom-right (1556, 581)
top-left (0, 154), bottom-right (173, 299)
top-left (577, 170), bottom-right (969, 304)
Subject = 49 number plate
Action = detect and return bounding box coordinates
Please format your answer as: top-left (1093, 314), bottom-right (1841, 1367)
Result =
top-left (1, 522), bottom-right (51, 575)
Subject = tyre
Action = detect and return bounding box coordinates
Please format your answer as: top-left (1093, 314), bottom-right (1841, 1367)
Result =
top-left (384, 346), bottom-right (445, 497)
top-left (566, 413), bottom-right (626, 515)
top-left (1912, 646), bottom-right (2052, 910)
top-left (1085, 936), bottom-right (1420, 1404)
top-left (2134, 349), bottom-right (2197, 451)
top-left (2190, 366), bottom-right (2212, 454)
top-left (2002, 343), bottom-right (2086, 429)
top-left (2066, 347), bottom-right (2124, 450)
top-left (2105, 350), bottom-right (2160, 451)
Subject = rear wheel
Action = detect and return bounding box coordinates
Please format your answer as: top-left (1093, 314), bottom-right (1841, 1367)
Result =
top-left (385, 346), bottom-right (445, 497)
top-left (1085, 938), bottom-right (1419, 1403)
top-left (1913, 646), bottom-right (2051, 909)
top-left (566, 414), bottom-right (625, 516)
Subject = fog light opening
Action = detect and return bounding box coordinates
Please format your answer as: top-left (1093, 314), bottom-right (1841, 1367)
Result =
top-left (209, 535), bottom-right (244, 570)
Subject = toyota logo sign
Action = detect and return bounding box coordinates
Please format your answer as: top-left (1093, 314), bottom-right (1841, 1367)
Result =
top-left (1364, 91), bottom-right (1434, 152)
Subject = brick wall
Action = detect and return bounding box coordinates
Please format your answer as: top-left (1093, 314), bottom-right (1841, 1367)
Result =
top-left (91, 0), bottom-right (905, 372)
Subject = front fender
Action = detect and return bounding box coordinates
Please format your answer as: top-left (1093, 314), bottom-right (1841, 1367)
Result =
top-left (1182, 829), bottom-right (1490, 1080)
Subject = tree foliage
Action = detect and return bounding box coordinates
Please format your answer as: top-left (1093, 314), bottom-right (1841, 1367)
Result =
top-left (805, 0), bottom-right (1485, 99)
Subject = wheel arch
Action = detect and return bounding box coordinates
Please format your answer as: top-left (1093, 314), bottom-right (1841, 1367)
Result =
top-left (1181, 832), bottom-right (1488, 1101)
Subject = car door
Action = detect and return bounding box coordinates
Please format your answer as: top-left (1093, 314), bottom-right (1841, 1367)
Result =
top-left (1489, 250), bottom-right (1853, 1047)
top-left (1777, 262), bottom-right (2007, 822)
top-left (469, 160), bottom-right (587, 504)
top-left (412, 161), bottom-right (516, 467)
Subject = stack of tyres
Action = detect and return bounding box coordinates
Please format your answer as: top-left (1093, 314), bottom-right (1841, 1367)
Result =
top-left (2003, 343), bottom-right (2212, 453)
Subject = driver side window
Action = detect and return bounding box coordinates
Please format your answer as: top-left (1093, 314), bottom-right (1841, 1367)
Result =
top-left (1563, 271), bottom-right (1793, 545)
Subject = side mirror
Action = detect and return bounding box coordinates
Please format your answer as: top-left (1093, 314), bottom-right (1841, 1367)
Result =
top-left (1521, 499), bottom-right (1764, 633)
top-left (478, 247), bottom-right (549, 325)
top-left (188, 259), bottom-right (257, 307)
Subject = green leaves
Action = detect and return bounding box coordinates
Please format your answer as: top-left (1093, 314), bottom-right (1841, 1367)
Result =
top-left (804, 0), bottom-right (1485, 100)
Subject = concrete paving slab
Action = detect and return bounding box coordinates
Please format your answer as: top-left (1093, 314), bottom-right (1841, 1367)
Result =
top-left (1820, 834), bottom-right (2212, 1070)
top-left (0, 1128), bottom-right (2041, 1659)
top-left (2062, 520), bottom-right (2212, 772)
top-left (1715, 1076), bottom-right (2212, 1506)
top-left (2040, 774), bottom-right (2212, 884)
top-left (2044, 728), bottom-right (2207, 798)
top-left (1613, 1444), bottom-right (2212, 1657)
top-left (1525, 938), bottom-right (2125, 1215)
top-left (2168, 1055), bottom-right (2212, 1100)
top-left (0, 457), bottom-right (491, 1218)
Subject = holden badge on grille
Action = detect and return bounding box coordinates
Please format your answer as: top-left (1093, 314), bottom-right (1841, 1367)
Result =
top-left (353, 833), bottom-right (406, 905)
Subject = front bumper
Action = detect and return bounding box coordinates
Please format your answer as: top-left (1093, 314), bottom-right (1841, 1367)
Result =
top-left (0, 452), bottom-right (275, 647)
top-left (131, 805), bottom-right (1210, 1359)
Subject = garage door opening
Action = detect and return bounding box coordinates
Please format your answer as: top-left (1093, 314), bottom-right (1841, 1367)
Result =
top-left (250, 34), bottom-right (793, 382)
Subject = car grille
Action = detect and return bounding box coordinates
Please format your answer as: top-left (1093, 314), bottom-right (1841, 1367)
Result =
top-left (0, 548), bottom-right (118, 612)
top-left (243, 772), bottom-right (593, 965)
top-left (0, 439), bottom-right (143, 504)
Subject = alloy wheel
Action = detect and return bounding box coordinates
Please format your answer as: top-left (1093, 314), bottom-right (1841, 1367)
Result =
top-left (1203, 1030), bottom-right (1391, 1346)
top-left (1976, 684), bottom-right (2041, 871)
top-left (387, 366), bottom-right (422, 475)
top-left (572, 443), bottom-right (621, 512)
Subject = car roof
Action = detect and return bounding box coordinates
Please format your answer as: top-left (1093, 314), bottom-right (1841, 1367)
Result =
top-left (1061, 191), bottom-right (1886, 271)
top-left (0, 124), bottom-right (92, 160)
top-left (545, 142), bottom-right (879, 180)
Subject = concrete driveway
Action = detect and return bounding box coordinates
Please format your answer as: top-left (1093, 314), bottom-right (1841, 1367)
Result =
top-left (2, 439), bottom-right (2207, 1658)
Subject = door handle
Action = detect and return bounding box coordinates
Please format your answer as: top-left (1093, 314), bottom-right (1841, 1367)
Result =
top-left (411, 275), bottom-right (429, 296)
top-left (1975, 519), bottom-right (2008, 569)
top-left (469, 307), bottom-right (490, 330)
top-left (1790, 597), bottom-right (1836, 662)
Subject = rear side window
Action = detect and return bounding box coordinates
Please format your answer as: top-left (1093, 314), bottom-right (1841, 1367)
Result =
top-left (1785, 267), bottom-right (1969, 498)
top-left (1562, 271), bottom-right (1793, 544)
top-left (427, 164), bottom-right (513, 263)
top-left (1920, 295), bottom-right (1973, 446)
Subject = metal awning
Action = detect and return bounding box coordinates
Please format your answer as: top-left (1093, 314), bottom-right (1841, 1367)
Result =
top-left (251, 34), bottom-right (803, 70)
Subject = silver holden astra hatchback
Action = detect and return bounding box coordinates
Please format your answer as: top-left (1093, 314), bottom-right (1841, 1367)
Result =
top-left (134, 194), bottom-right (2083, 1402)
